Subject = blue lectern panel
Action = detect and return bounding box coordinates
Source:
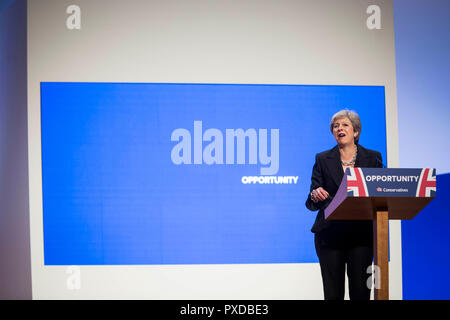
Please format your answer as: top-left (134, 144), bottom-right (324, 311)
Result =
top-left (41, 82), bottom-right (387, 265)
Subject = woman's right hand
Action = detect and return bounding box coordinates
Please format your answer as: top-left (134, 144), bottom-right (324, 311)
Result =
top-left (311, 187), bottom-right (329, 203)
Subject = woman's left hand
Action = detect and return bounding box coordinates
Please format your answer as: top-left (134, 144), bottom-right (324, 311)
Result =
top-left (311, 187), bottom-right (329, 203)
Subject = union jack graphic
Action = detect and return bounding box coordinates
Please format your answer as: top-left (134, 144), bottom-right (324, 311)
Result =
top-left (347, 168), bottom-right (369, 197)
top-left (416, 168), bottom-right (436, 197)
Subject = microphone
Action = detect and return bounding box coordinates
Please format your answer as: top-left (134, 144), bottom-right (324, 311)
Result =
top-left (376, 154), bottom-right (385, 168)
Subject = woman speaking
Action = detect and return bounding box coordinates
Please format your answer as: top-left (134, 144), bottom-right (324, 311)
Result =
top-left (306, 109), bottom-right (383, 300)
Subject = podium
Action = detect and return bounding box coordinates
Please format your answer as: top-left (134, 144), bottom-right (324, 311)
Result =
top-left (324, 168), bottom-right (436, 300)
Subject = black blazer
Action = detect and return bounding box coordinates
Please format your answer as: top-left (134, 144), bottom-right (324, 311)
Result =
top-left (306, 144), bottom-right (383, 234)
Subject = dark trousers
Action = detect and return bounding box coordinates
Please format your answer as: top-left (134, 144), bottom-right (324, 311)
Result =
top-left (315, 233), bottom-right (373, 300)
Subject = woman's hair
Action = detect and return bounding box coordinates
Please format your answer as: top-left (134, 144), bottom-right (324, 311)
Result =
top-left (330, 109), bottom-right (361, 144)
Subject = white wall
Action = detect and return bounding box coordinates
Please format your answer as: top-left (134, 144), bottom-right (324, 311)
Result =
top-left (394, 0), bottom-right (450, 174)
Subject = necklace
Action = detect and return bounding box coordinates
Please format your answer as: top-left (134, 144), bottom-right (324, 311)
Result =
top-left (341, 146), bottom-right (357, 166)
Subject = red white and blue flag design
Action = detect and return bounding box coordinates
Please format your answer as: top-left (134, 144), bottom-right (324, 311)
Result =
top-left (416, 168), bottom-right (437, 197)
top-left (346, 168), bottom-right (369, 197)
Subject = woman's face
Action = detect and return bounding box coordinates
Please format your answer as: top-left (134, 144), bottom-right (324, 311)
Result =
top-left (332, 117), bottom-right (358, 146)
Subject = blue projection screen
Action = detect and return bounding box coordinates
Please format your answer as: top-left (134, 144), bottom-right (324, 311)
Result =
top-left (41, 83), bottom-right (387, 265)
